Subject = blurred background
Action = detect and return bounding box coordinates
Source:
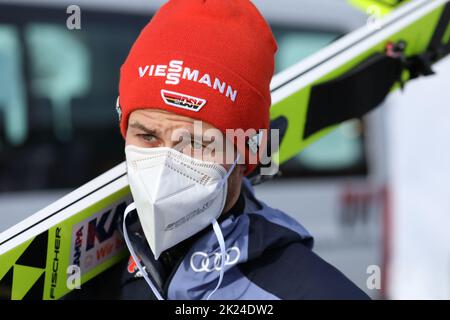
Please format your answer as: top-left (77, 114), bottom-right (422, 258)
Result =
top-left (0, 0), bottom-right (449, 299)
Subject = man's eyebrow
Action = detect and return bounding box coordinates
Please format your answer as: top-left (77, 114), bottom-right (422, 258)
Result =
top-left (129, 122), bottom-right (157, 135)
top-left (179, 128), bottom-right (214, 142)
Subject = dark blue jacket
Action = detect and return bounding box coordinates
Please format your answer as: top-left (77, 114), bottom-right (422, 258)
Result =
top-left (115, 178), bottom-right (370, 300)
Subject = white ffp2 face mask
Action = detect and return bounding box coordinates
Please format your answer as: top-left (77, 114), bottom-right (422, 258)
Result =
top-left (125, 145), bottom-right (238, 260)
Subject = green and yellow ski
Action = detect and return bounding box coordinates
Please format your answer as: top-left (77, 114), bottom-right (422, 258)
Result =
top-left (271, 0), bottom-right (450, 165)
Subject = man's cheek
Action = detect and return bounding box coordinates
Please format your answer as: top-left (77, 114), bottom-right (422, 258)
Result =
top-left (124, 135), bottom-right (134, 146)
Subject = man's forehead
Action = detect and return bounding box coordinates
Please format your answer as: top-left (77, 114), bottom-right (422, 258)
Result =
top-left (129, 109), bottom-right (218, 134)
top-left (131, 108), bottom-right (194, 122)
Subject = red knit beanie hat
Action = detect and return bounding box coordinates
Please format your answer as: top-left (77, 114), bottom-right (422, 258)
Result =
top-left (119, 0), bottom-right (277, 175)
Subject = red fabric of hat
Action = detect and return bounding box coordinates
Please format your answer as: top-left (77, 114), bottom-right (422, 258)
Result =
top-left (119, 0), bottom-right (277, 175)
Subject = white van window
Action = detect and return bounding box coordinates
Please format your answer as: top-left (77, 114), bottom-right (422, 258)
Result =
top-left (26, 23), bottom-right (91, 141)
top-left (276, 31), bottom-right (338, 71)
top-left (0, 26), bottom-right (27, 146)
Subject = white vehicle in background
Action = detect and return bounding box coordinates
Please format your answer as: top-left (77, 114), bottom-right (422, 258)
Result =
top-left (3, 0), bottom-right (429, 299)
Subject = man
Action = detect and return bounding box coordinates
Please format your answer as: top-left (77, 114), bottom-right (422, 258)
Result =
top-left (80, 0), bottom-right (369, 300)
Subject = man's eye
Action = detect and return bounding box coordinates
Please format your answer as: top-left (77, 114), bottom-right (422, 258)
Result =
top-left (138, 134), bottom-right (156, 142)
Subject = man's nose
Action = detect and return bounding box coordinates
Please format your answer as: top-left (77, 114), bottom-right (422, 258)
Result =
top-left (162, 133), bottom-right (185, 152)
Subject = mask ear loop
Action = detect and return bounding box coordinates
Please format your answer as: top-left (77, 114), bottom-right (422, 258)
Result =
top-left (206, 219), bottom-right (227, 300)
top-left (217, 153), bottom-right (240, 189)
top-left (206, 153), bottom-right (240, 300)
top-left (123, 202), bottom-right (164, 301)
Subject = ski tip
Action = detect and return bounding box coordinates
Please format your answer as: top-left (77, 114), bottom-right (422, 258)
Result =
top-left (347, 0), bottom-right (411, 17)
